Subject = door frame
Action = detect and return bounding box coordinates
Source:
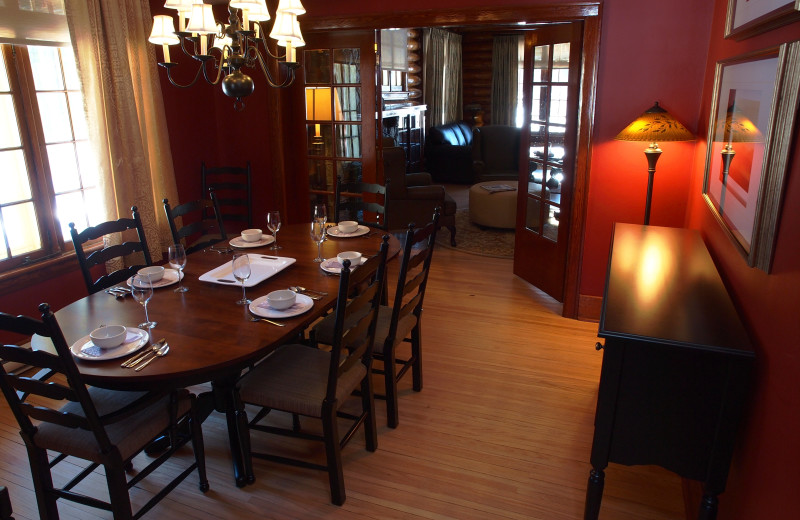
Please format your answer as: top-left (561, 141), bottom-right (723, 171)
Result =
top-left (302, 3), bottom-right (601, 319)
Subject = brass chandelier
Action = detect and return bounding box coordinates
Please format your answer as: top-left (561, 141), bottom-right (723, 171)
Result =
top-left (149, 0), bottom-right (305, 109)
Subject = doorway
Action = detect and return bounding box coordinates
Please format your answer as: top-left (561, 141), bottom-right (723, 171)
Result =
top-left (302, 4), bottom-right (601, 318)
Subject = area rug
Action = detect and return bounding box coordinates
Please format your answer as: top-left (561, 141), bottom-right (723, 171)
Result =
top-left (437, 209), bottom-right (515, 259)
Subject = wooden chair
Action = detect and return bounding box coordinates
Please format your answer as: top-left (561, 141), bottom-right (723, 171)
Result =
top-left (0, 303), bottom-right (209, 520)
top-left (163, 189), bottom-right (228, 255)
top-left (69, 207), bottom-right (152, 295)
top-left (236, 237), bottom-right (389, 505)
top-left (311, 209), bottom-right (440, 428)
top-left (201, 161), bottom-right (252, 232)
top-left (333, 176), bottom-right (387, 229)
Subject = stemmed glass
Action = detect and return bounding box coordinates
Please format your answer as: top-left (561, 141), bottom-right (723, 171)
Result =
top-left (168, 243), bottom-right (188, 293)
top-left (131, 274), bottom-right (156, 329)
top-left (310, 219), bottom-right (327, 263)
top-left (266, 211), bottom-right (282, 250)
top-left (311, 204), bottom-right (327, 262)
top-left (232, 253), bottom-right (252, 305)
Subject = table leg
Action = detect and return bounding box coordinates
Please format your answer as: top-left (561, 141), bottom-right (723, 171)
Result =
top-left (584, 468), bottom-right (605, 520)
top-left (213, 374), bottom-right (252, 488)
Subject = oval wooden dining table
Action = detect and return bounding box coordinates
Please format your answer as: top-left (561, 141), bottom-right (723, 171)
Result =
top-left (54, 223), bottom-right (400, 487)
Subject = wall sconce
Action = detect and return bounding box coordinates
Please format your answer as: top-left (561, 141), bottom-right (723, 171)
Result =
top-left (714, 103), bottom-right (763, 215)
top-left (615, 102), bottom-right (695, 224)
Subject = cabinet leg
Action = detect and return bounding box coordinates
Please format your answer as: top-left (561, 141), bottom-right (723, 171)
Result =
top-left (584, 468), bottom-right (605, 520)
top-left (697, 493), bottom-right (718, 520)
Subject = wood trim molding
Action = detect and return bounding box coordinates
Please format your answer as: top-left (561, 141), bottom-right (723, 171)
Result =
top-left (304, 3), bottom-right (602, 31)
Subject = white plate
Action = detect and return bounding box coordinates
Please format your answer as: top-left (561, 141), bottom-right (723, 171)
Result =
top-left (127, 268), bottom-right (183, 289)
top-left (229, 235), bottom-right (276, 248)
top-left (70, 328), bottom-right (150, 361)
top-left (249, 293), bottom-right (314, 319)
top-left (199, 254), bottom-right (296, 287)
top-left (320, 256), bottom-right (367, 275)
top-left (327, 225), bottom-right (370, 238)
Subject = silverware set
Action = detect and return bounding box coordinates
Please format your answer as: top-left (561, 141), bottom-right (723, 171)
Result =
top-left (288, 286), bottom-right (327, 300)
top-left (105, 286), bottom-right (131, 299)
top-left (204, 245), bottom-right (233, 254)
top-left (120, 338), bottom-right (169, 369)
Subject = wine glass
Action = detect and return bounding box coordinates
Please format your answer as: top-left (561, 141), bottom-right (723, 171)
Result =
top-left (313, 203), bottom-right (327, 224)
top-left (168, 243), bottom-right (188, 293)
top-left (232, 253), bottom-right (252, 305)
top-left (310, 219), bottom-right (327, 263)
top-left (266, 211), bottom-right (282, 250)
top-left (131, 274), bottom-right (156, 329)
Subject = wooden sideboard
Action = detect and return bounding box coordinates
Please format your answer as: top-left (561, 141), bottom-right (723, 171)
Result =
top-left (585, 223), bottom-right (755, 520)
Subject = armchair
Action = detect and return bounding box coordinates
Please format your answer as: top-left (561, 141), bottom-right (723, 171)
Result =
top-left (384, 146), bottom-right (457, 246)
top-left (471, 125), bottom-right (522, 182)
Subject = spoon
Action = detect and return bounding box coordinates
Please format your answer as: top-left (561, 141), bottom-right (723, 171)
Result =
top-left (135, 342), bottom-right (169, 371)
top-left (248, 316), bottom-right (286, 326)
top-left (121, 338), bottom-right (166, 368)
top-left (289, 286), bottom-right (327, 297)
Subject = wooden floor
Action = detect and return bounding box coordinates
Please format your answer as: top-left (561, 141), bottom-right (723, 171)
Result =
top-left (0, 246), bottom-right (685, 519)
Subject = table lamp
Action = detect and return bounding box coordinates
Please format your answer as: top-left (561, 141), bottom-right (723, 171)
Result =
top-left (714, 104), bottom-right (762, 215)
top-left (615, 102), bottom-right (694, 224)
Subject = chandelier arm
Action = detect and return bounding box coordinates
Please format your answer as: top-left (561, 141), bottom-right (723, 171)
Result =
top-left (253, 48), bottom-right (295, 88)
top-left (203, 50), bottom-right (225, 85)
top-left (251, 30), bottom-right (286, 61)
top-left (177, 34), bottom-right (199, 59)
top-left (163, 63), bottom-right (209, 89)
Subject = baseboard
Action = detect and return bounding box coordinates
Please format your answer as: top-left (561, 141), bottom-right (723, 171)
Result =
top-left (577, 294), bottom-right (602, 322)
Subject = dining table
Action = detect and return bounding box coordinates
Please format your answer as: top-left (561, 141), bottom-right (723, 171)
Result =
top-left (52, 223), bottom-right (401, 488)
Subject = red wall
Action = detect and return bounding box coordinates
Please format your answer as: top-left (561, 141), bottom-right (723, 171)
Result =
top-left (580, 0), bottom-right (714, 296)
top-left (685, 1), bottom-right (800, 518)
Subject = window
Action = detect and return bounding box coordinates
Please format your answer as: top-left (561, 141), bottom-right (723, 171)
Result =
top-left (0, 43), bottom-right (99, 272)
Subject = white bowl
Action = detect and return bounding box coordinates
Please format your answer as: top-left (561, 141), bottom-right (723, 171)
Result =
top-left (337, 251), bottom-right (362, 266)
top-left (241, 228), bottom-right (263, 242)
top-left (138, 265), bottom-right (165, 282)
top-left (89, 325), bottom-right (127, 349)
top-left (337, 220), bottom-right (359, 234)
top-left (266, 289), bottom-right (296, 310)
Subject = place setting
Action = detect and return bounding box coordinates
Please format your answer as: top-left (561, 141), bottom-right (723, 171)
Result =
top-left (249, 289), bottom-right (315, 323)
top-left (69, 324), bottom-right (151, 362)
top-left (326, 219), bottom-right (371, 238)
top-left (126, 265), bottom-right (184, 290)
top-left (229, 227), bottom-right (275, 249)
top-left (320, 250), bottom-right (367, 275)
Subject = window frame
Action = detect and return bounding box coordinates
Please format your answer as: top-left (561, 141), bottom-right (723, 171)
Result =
top-left (1, 43), bottom-right (80, 274)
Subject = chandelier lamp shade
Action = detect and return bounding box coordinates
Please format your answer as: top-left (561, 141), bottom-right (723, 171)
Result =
top-left (149, 0), bottom-right (306, 110)
top-left (614, 101), bottom-right (695, 225)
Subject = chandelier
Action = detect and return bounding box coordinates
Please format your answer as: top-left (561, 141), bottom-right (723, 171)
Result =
top-left (149, 0), bottom-right (306, 110)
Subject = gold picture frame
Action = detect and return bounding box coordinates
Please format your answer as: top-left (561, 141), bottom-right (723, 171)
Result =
top-left (702, 42), bottom-right (800, 272)
top-left (725, 0), bottom-right (800, 40)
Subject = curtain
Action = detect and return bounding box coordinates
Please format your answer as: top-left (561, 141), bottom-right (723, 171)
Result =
top-left (422, 28), bottom-right (462, 127)
top-left (491, 35), bottom-right (522, 126)
top-left (64, 0), bottom-right (179, 259)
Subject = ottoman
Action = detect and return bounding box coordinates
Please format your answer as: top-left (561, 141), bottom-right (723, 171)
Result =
top-left (469, 181), bottom-right (518, 229)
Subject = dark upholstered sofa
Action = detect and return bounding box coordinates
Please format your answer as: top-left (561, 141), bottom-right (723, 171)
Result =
top-left (425, 121), bottom-right (474, 184)
top-left (471, 125), bottom-right (521, 182)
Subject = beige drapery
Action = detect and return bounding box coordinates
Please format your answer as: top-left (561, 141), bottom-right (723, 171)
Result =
top-left (422, 28), bottom-right (462, 127)
top-left (491, 35), bottom-right (523, 126)
top-left (64, 0), bottom-right (179, 259)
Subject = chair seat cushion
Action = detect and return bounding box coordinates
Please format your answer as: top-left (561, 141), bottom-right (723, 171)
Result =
top-left (35, 388), bottom-right (191, 463)
top-left (312, 305), bottom-right (417, 356)
top-left (238, 344), bottom-right (368, 417)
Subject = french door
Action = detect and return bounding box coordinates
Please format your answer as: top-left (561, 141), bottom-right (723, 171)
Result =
top-left (513, 23), bottom-right (583, 303)
top-left (302, 31), bottom-right (377, 218)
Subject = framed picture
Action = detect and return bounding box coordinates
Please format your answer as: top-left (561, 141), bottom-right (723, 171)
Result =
top-left (702, 42), bottom-right (800, 272)
top-left (725, 0), bottom-right (800, 40)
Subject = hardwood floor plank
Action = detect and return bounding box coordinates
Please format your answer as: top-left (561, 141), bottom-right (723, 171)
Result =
top-left (0, 247), bottom-right (683, 519)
